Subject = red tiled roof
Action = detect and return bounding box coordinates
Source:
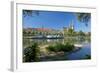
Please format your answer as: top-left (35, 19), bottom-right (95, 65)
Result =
top-left (26, 28), bottom-right (52, 32)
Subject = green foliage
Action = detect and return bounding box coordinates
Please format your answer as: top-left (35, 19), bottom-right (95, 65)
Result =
top-left (47, 45), bottom-right (56, 52)
top-left (23, 10), bottom-right (39, 17)
top-left (54, 43), bottom-right (65, 52)
top-left (46, 43), bottom-right (74, 52)
top-left (76, 13), bottom-right (91, 26)
top-left (62, 43), bottom-right (74, 52)
top-left (67, 28), bottom-right (75, 36)
top-left (78, 31), bottom-right (85, 36)
top-left (23, 43), bottom-right (40, 62)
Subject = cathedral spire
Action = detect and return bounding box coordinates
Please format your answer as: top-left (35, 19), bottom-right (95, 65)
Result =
top-left (70, 20), bottom-right (74, 30)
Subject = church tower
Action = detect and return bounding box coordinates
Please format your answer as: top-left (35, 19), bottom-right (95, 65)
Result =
top-left (69, 20), bottom-right (74, 30)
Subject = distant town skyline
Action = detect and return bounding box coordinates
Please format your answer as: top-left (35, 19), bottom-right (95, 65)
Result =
top-left (23, 10), bottom-right (91, 32)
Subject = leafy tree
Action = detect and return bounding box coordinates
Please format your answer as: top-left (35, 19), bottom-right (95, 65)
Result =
top-left (23, 30), bottom-right (26, 35)
top-left (78, 30), bottom-right (85, 36)
top-left (23, 10), bottom-right (39, 17)
top-left (67, 28), bottom-right (74, 36)
top-left (23, 43), bottom-right (40, 62)
top-left (76, 13), bottom-right (91, 26)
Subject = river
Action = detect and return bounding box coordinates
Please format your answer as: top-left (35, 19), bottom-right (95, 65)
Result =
top-left (23, 37), bottom-right (91, 61)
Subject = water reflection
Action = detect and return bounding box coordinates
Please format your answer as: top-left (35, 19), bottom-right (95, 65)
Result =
top-left (23, 36), bottom-right (90, 48)
top-left (66, 43), bottom-right (91, 60)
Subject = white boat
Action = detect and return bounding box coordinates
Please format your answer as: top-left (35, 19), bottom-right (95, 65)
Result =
top-left (46, 35), bottom-right (64, 39)
top-left (74, 44), bottom-right (83, 48)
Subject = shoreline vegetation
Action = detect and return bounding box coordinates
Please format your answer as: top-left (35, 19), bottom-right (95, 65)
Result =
top-left (23, 42), bottom-right (91, 62)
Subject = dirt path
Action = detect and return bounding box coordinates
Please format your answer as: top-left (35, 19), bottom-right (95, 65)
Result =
top-left (39, 45), bottom-right (49, 54)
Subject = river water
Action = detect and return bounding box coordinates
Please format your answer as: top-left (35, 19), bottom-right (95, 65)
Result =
top-left (66, 43), bottom-right (91, 60)
top-left (23, 37), bottom-right (91, 60)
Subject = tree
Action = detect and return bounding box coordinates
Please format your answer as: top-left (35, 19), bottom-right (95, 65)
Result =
top-left (78, 30), bottom-right (85, 36)
top-left (23, 10), bottom-right (39, 17)
top-left (67, 28), bottom-right (74, 36)
top-left (78, 31), bottom-right (85, 42)
top-left (23, 43), bottom-right (40, 62)
top-left (76, 13), bottom-right (91, 26)
top-left (23, 30), bottom-right (26, 35)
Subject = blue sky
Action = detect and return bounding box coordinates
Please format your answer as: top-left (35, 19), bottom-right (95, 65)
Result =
top-left (23, 10), bottom-right (91, 32)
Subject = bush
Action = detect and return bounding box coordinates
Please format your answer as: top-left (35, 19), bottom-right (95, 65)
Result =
top-left (46, 43), bottom-right (75, 52)
top-left (62, 43), bottom-right (74, 52)
top-left (54, 43), bottom-right (64, 52)
top-left (47, 45), bottom-right (56, 52)
top-left (23, 43), bottom-right (40, 62)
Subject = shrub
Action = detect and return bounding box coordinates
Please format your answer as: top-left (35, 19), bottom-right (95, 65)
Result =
top-left (54, 43), bottom-right (64, 52)
top-left (62, 43), bottom-right (74, 52)
top-left (23, 43), bottom-right (40, 62)
top-left (47, 43), bottom-right (75, 52)
top-left (47, 45), bottom-right (55, 52)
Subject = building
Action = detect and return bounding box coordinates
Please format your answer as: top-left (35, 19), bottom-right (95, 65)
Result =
top-left (23, 27), bottom-right (63, 36)
top-left (63, 20), bottom-right (74, 36)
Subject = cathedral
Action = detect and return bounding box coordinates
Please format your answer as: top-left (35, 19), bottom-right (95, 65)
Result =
top-left (63, 20), bottom-right (74, 32)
